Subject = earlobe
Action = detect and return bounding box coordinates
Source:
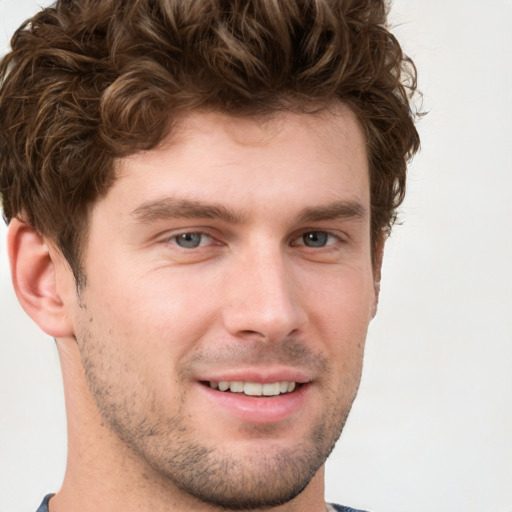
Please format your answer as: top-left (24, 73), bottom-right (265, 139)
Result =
top-left (8, 219), bottom-right (75, 338)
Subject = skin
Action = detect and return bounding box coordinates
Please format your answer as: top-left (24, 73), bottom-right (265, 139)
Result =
top-left (9, 106), bottom-right (381, 512)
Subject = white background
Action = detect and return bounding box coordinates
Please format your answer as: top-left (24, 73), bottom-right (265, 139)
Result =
top-left (1, 1), bottom-right (511, 511)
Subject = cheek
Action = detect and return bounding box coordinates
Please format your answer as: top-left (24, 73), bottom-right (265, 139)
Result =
top-left (303, 266), bottom-right (376, 335)
top-left (85, 268), bottom-right (219, 361)
top-left (302, 266), bottom-right (374, 379)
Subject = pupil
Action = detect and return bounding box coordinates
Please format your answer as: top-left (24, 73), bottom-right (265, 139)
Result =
top-left (303, 232), bottom-right (328, 247)
top-left (176, 233), bottom-right (201, 248)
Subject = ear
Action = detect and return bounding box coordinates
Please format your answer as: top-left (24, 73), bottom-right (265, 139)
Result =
top-left (8, 219), bottom-right (75, 338)
top-left (371, 237), bottom-right (386, 319)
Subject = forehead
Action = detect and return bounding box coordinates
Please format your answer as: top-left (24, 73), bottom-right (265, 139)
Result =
top-left (100, 106), bottom-right (369, 223)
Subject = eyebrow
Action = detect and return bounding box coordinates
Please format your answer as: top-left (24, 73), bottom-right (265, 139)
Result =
top-left (131, 197), bottom-right (245, 224)
top-left (131, 197), bottom-right (367, 225)
top-left (296, 200), bottom-right (367, 223)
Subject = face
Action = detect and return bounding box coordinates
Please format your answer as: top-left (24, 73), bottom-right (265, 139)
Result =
top-left (68, 107), bottom-right (378, 509)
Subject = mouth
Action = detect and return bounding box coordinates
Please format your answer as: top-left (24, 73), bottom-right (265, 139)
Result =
top-left (202, 380), bottom-right (301, 397)
top-left (197, 376), bottom-right (312, 424)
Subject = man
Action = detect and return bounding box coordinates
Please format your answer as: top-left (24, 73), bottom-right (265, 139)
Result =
top-left (0, 0), bottom-right (419, 511)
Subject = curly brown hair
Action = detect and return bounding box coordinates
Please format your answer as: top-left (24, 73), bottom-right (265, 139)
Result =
top-left (0, 0), bottom-right (420, 284)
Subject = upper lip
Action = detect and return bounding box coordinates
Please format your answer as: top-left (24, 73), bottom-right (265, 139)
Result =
top-left (196, 368), bottom-right (313, 384)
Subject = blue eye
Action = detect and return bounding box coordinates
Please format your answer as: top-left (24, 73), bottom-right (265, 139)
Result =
top-left (174, 232), bottom-right (206, 248)
top-left (301, 231), bottom-right (331, 247)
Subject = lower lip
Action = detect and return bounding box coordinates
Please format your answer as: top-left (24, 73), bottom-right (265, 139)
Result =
top-left (198, 383), bottom-right (311, 424)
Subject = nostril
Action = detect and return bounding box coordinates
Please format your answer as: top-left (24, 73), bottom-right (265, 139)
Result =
top-left (239, 329), bottom-right (268, 339)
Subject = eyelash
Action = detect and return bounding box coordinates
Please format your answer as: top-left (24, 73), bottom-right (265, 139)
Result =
top-left (167, 231), bottom-right (215, 249)
top-left (164, 229), bottom-right (343, 250)
top-left (290, 231), bottom-right (341, 248)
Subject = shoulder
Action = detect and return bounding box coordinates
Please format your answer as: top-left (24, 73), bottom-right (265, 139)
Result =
top-left (35, 494), bottom-right (53, 512)
top-left (329, 504), bottom-right (372, 512)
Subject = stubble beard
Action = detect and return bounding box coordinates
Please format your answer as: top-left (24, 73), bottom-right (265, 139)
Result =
top-left (76, 323), bottom-right (359, 510)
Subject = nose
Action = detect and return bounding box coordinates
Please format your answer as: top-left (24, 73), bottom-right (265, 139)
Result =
top-left (221, 244), bottom-right (307, 342)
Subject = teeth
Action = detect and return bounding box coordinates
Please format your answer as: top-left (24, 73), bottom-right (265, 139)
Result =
top-left (263, 382), bottom-right (280, 396)
top-left (244, 382), bottom-right (263, 396)
top-left (218, 381), bottom-right (229, 391)
top-left (209, 380), bottom-right (298, 396)
top-left (230, 381), bottom-right (244, 393)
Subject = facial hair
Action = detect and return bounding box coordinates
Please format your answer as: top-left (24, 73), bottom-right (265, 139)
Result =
top-left (76, 320), bottom-right (360, 510)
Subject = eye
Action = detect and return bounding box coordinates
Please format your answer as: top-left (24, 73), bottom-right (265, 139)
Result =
top-left (172, 232), bottom-right (213, 249)
top-left (293, 231), bottom-right (338, 248)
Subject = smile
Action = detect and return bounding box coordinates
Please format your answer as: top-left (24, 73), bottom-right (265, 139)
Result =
top-left (208, 380), bottom-right (297, 396)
